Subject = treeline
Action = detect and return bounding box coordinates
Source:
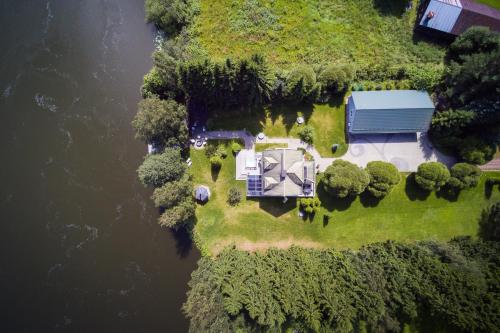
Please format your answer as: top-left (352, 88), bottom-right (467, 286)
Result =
top-left (430, 27), bottom-right (500, 164)
top-left (183, 237), bottom-right (500, 333)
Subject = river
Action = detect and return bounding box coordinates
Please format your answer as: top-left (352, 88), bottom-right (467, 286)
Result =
top-left (0, 0), bottom-right (199, 332)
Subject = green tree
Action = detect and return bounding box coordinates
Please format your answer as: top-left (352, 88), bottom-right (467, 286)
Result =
top-left (298, 125), bottom-right (314, 144)
top-left (137, 148), bottom-right (186, 187)
top-left (445, 48), bottom-right (500, 107)
top-left (447, 163), bottom-right (481, 190)
top-left (322, 160), bottom-right (370, 198)
top-left (406, 64), bottom-right (443, 91)
top-left (227, 187), bottom-right (242, 206)
top-left (414, 162), bottom-right (450, 191)
top-left (447, 27), bottom-right (500, 63)
top-left (132, 96), bottom-right (188, 147)
top-left (479, 202), bottom-right (500, 241)
top-left (158, 196), bottom-right (196, 228)
top-left (152, 175), bottom-right (193, 208)
top-left (365, 161), bottom-right (401, 198)
top-left (318, 64), bottom-right (354, 96)
top-left (458, 136), bottom-right (496, 165)
top-left (285, 65), bottom-right (318, 103)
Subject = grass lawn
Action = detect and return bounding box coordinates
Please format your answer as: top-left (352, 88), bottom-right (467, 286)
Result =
top-left (475, 0), bottom-right (500, 9)
top-left (190, 147), bottom-right (500, 256)
top-left (189, 0), bottom-right (445, 69)
top-left (255, 143), bottom-right (288, 152)
top-left (208, 101), bottom-right (348, 157)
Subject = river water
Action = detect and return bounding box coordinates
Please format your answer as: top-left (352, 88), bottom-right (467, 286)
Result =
top-left (0, 1), bottom-right (199, 332)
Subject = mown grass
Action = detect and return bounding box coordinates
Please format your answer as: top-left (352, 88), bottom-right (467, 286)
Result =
top-left (208, 101), bottom-right (348, 157)
top-left (190, 0), bottom-right (445, 69)
top-left (190, 148), bottom-right (500, 256)
top-left (255, 143), bottom-right (288, 152)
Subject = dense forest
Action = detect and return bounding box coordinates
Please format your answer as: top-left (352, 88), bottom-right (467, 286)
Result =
top-left (184, 237), bottom-right (500, 333)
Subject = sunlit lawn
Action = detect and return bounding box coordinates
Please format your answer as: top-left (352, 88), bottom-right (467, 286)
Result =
top-left (190, 147), bottom-right (500, 256)
top-left (208, 101), bottom-right (348, 157)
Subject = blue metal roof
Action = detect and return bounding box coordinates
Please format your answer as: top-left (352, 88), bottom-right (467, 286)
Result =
top-left (349, 90), bottom-right (435, 134)
top-left (351, 90), bottom-right (434, 111)
top-left (419, 0), bottom-right (462, 33)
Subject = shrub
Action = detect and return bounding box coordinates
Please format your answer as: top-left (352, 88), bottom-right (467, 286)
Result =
top-left (407, 64), bottom-right (443, 91)
top-left (210, 156), bottom-right (223, 169)
top-left (231, 142), bottom-right (242, 154)
top-left (365, 161), bottom-right (401, 198)
top-left (285, 65), bottom-right (318, 102)
top-left (145, 0), bottom-right (198, 34)
top-left (479, 202), bottom-right (500, 241)
top-left (137, 148), bottom-right (186, 187)
top-left (227, 187), bottom-right (242, 206)
top-left (216, 145), bottom-right (228, 159)
top-left (458, 137), bottom-right (495, 165)
top-left (322, 160), bottom-right (370, 198)
top-left (205, 143), bottom-right (218, 158)
top-left (299, 197), bottom-right (321, 215)
top-left (317, 64), bottom-right (354, 96)
top-left (298, 125), bottom-right (314, 144)
top-left (414, 162), bottom-right (450, 191)
top-left (447, 163), bottom-right (481, 190)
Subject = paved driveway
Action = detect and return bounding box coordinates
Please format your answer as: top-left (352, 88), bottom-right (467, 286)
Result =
top-left (343, 133), bottom-right (454, 172)
top-left (195, 131), bottom-right (455, 174)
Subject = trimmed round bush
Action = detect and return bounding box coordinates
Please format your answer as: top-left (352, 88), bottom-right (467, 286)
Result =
top-left (231, 142), bottom-right (242, 154)
top-left (414, 162), bottom-right (450, 191)
top-left (299, 197), bottom-right (321, 215)
top-left (216, 145), bottom-right (228, 159)
top-left (227, 187), bottom-right (242, 206)
top-left (210, 156), bottom-right (223, 169)
top-left (298, 125), bottom-right (314, 144)
top-left (448, 163), bottom-right (481, 190)
top-left (365, 161), bottom-right (401, 198)
top-left (322, 160), bottom-right (370, 198)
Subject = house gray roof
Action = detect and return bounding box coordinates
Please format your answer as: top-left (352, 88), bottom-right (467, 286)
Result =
top-left (257, 149), bottom-right (315, 197)
top-left (349, 90), bottom-right (435, 134)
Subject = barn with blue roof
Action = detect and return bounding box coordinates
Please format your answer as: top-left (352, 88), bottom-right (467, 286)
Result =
top-left (347, 90), bottom-right (435, 134)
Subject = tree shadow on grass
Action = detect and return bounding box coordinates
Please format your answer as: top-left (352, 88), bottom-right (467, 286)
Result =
top-left (485, 181), bottom-right (495, 199)
top-left (373, 0), bottom-right (407, 17)
top-left (405, 173), bottom-right (431, 201)
top-left (436, 186), bottom-right (460, 202)
top-left (268, 102), bottom-right (314, 135)
top-left (359, 191), bottom-right (382, 207)
top-left (250, 197), bottom-right (296, 217)
top-left (316, 182), bottom-right (356, 212)
top-left (211, 166), bottom-right (220, 182)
